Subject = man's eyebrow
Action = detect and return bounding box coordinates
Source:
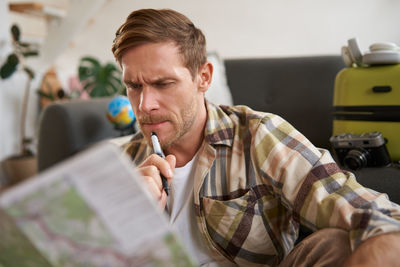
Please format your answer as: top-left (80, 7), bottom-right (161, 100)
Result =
top-left (124, 80), bottom-right (141, 86)
top-left (124, 77), bottom-right (176, 86)
top-left (151, 77), bottom-right (176, 84)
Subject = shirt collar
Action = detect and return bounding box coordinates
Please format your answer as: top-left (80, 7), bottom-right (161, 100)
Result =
top-left (204, 100), bottom-right (235, 147)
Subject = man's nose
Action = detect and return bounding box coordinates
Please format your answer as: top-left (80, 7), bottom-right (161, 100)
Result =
top-left (139, 87), bottom-right (159, 113)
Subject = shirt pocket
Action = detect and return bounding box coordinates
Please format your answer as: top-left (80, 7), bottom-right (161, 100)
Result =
top-left (202, 187), bottom-right (278, 262)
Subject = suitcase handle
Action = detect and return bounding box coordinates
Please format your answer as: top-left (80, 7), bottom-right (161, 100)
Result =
top-left (372, 86), bottom-right (392, 93)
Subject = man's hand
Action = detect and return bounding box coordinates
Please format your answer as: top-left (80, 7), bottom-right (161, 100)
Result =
top-left (344, 232), bottom-right (400, 266)
top-left (137, 154), bottom-right (176, 209)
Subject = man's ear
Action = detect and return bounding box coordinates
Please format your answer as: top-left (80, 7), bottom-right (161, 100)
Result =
top-left (197, 61), bottom-right (213, 93)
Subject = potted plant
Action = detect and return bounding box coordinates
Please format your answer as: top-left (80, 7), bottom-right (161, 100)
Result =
top-left (0, 24), bottom-right (39, 186)
top-left (78, 56), bottom-right (125, 97)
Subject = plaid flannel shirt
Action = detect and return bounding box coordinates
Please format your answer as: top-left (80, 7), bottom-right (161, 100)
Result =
top-left (125, 101), bottom-right (400, 266)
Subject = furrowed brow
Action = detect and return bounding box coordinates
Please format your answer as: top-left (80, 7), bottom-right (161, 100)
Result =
top-left (150, 77), bottom-right (175, 84)
top-left (124, 80), bottom-right (141, 87)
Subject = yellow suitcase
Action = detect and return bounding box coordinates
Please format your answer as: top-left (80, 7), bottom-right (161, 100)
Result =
top-left (332, 65), bottom-right (400, 162)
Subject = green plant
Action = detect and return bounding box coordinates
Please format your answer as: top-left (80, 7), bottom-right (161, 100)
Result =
top-left (78, 56), bottom-right (125, 97)
top-left (0, 24), bottom-right (38, 155)
top-left (0, 25), bottom-right (37, 79)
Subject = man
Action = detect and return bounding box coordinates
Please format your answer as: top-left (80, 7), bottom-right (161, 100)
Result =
top-left (112, 9), bottom-right (400, 266)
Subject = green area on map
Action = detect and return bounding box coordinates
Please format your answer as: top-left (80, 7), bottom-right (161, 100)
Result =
top-left (0, 177), bottom-right (197, 266)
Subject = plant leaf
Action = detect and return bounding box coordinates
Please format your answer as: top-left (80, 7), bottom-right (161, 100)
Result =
top-left (104, 63), bottom-right (118, 71)
top-left (23, 137), bottom-right (32, 144)
top-left (19, 42), bottom-right (31, 48)
top-left (7, 53), bottom-right (19, 65)
top-left (81, 57), bottom-right (101, 67)
top-left (79, 66), bottom-right (95, 81)
top-left (23, 51), bottom-right (39, 57)
top-left (0, 63), bottom-right (17, 79)
top-left (23, 67), bottom-right (35, 79)
top-left (109, 75), bottom-right (123, 84)
top-left (11, 24), bottom-right (20, 42)
top-left (0, 54), bottom-right (20, 79)
top-left (83, 82), bottom-right (94, 91)
top-left (36, 90), bottom-right (55, 100)
top-left (78, 57), bottom-right (124, 97)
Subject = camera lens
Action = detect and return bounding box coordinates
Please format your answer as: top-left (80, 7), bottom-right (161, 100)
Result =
top-left (344, 149), bottom-right (369, 170)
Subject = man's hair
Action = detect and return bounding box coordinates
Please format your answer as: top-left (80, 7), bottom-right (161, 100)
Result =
top-left (112, 9), bottom-right (207, 79)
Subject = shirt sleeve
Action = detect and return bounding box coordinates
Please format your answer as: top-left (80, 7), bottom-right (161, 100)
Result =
top-left (253, 113), bottom-right (400, 251)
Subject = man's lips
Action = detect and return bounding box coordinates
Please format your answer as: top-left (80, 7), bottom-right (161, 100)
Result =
top-left (140, 121), bottom-right (168, 129)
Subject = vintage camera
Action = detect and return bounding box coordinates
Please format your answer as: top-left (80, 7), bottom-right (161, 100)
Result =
top-left (330, 132), bottom-right (391, 170)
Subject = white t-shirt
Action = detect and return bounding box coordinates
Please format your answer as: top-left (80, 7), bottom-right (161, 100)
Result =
top-left (167, 154), bottom-right (217, 266)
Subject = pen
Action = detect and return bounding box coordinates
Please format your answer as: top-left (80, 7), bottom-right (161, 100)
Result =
top-left (151, 132), bottom-right (170, 196)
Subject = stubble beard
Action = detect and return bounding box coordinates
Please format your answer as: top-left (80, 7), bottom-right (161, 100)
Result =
top-left (138, 94), bottom-right (199, 150)
top-left (162, 94), bottom-right (198, 149)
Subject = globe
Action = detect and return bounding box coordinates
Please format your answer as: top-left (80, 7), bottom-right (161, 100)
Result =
top-left (106, 96), bottom-right (135, 128)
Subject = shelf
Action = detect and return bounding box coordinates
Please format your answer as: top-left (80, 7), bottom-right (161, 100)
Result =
top-left (9, 2), bottom-right (67, 19)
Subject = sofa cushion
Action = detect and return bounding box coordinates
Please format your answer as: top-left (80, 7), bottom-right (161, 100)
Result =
top-left (37, 97), bottom-right (121, 171)
top-left (225, 56), bottom-right (345, 149)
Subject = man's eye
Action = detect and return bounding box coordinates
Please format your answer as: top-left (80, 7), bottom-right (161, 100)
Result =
top-left (156, 82), bottom-right (173, 88)
top-left (127, 83), bottom-right (142, 90)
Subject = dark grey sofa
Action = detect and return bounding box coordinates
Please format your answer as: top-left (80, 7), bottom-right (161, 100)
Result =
top-left (224, 56), bottom-right (400, 204)
top-left (37, 98), bottom-right (121, 171)
top-left (37, 55), bottom-right (400, 203)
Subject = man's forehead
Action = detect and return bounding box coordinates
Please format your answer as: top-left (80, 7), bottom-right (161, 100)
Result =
top-left (122, 61), bottom-right (180, 81)
top-left (121, 43), bottom-right (192, 82)
top-left (121, 42), bottom-right (181, 63)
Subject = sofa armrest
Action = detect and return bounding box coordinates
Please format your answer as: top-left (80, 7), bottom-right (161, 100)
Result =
top-left (37, 98), bottom-right (121, 172)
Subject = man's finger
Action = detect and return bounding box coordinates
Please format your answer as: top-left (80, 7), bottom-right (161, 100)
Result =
top-left (159, 190), bottom-right (167, 209)
top-left (141, 154), bottom-right (174, 179)
top-left (143, 175), bottom-right (163, 199)
top-left (139, 165), bottom-right (162, 188)
top-left (165, 154), bottom-right (176, 175)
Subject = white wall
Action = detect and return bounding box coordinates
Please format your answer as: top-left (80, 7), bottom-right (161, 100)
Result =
top-left (1, 0), bottom-right (400, 160)
top-left (0, 0), bottom-right (40, 159)
top-left (55, 0), bottom-right (400, 85)
top-left (0, 0), bottom-right (103, 160)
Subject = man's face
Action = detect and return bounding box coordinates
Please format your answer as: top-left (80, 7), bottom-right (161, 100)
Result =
top-left (121, 42), bottom-right (202, 148)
